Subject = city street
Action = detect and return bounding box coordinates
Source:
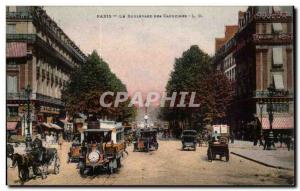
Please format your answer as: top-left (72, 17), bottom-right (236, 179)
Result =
top-left (7, 139), bottom-right (294, 186)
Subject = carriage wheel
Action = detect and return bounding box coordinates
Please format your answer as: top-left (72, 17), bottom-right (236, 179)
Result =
top-left (54, 157), bottom-right (60, 174)
top-left (41, 165), bottom-right (48, 179)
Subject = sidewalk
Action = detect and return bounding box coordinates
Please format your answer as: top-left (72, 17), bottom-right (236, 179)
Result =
top-left (229, 140), bottom-right (294, 170)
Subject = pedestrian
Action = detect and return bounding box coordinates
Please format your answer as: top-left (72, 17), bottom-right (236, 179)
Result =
top-left (263, 132), bottom-right (268, 150)
top-left (278, 133), bottom-right (283, 148)
top-left (286, 135), bottom-right (292, 151)
top-left (230, 132), bottom-right (235, 144)
top-left (58, 133), bottom-right (63, 150)
top-left (45, 132), bottom-right (49, 146)
top-left (259, 134), bottom-right (264, 146)
top-left (50, 133), bottom-right (54, 145)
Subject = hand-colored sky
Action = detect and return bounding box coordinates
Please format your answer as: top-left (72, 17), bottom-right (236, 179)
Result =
top-left (45, 6), bottom-right (246, 95)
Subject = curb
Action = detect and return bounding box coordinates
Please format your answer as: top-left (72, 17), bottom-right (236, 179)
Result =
top-left (230, 152), bottom-right (293, 170)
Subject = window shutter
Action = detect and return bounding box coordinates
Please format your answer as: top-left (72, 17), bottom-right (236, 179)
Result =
top-left (272, 47), bottom-right (283, 66)
top-left (273, 74), bottom-right (284, 90)
top-left (272, 23), bottom-right (283, 33)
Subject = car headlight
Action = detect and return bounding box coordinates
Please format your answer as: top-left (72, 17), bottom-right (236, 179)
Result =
top-left (88, 151), bottom-right (100, 163)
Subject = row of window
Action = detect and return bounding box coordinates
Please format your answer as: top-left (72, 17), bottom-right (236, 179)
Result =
top-left (225, 67), bottom-right (236, 81)
top-left (224, 56), bottom-right (235, 70)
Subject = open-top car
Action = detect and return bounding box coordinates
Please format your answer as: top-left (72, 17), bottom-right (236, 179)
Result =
top-left (207, 125), bottom-right (230, 162)
top-left (79, 126), bottom-right (124, 176)
top-left (67, 133), bottom-right (81, 163)
top-left (133, 128), bottom-right (158, 152)
top-left (181, 130), bottom-right (197, 151)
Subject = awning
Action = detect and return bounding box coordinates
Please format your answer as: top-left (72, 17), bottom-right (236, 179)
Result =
top-left (273, 74), bottom-right (284, 90)
top-left (59, 119), bottom-right (68, 124)
top-left (272, 47), bottom-right (283, 66)
top-left (6, 42), bottom-right (27, 58)
top-left (51, 123), bottom-right (63, 130)
top-left (260, 116), bottom-right (294, 130)
top-left (272, 23), bottom-right (283, 32)
top-left (7, 122), bottom-right (18, 131)
top-left (41, 122), bottom-right (63, 130)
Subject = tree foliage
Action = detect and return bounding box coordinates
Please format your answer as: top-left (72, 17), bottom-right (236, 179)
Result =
top-left (62, 50), bottom-right (136, 122)
top-left (159, 45), bottom-right (233, 133)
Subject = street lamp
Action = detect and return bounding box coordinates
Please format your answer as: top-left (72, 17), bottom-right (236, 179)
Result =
top-left (258, 99), bottom-right (264, 146)
top-left (265, 85), bottom-right (276, 150)
top-left (25, 84), bottom-right (32, 151)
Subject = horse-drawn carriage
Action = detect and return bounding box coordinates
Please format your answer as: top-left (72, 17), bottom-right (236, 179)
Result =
top-left (133, 128), bottom-right (158, 152)
top-left (207, 125), bottom-right (230, 162)
top-left (9, 137), bottom-right (60, 182)
top-left (78, 121), bottom-right (125, 176)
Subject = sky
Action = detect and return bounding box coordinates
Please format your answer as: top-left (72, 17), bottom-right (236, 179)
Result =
top-left (44, 6), bottom-right (247, 95)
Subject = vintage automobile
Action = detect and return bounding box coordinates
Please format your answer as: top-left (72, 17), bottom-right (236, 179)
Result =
top-left (133, 128), bottom-right (158, 152)
top-left (67, 134), bottom-right (82, 163)
top-left (181, 130), bottom-right (197, 151)
top-left (207, 125), bottom-right (230, 162)
top-left (79, 121), bottom-right (125, 175)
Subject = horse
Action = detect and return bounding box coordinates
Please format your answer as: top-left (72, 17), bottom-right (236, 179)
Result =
top-left (11, 153), bottom-right (30, 182)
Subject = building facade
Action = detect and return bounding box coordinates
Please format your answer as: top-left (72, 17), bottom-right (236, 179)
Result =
top-left (6, 6), bottom-right (86, 136)
top-left (212, 6), bottom-right (294, 140)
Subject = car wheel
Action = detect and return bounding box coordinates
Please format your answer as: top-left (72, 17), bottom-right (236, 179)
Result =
top-left (226, 154), bottom-right (229, 162)
top-left (117, 158), bottom-right (121, 168)
top-left (54, 157), bottom-right (60, 175)
top-left (207, 149), bottom-right (212, 161)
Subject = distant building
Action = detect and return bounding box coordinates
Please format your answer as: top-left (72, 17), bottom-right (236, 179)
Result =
top-left (212, 6), bottom-right (294, 140)
top-left (6, 6), bottom-right (87, 136)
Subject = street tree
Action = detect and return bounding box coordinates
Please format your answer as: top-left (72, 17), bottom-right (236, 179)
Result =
top-left (62, 50), bottom-right (136, 122)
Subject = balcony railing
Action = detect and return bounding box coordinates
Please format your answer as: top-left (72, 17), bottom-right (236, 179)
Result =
top-left (253, 33), bottom-right (293, 44)
top-left (6, 34), bottom-right (36, 42)
top-left (36, 93), bottom-right (64, 106)
top-left (254, 90), bottom-right (293, 98)
top-left (7, 92), bottom-right (64, 106)
top-left (6, 12), bottom-right (33, 20)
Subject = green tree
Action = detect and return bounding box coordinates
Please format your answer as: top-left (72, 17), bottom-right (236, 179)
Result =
top-left (62, 50), bottom-right (136, 122)
top-left (160, 45), bottom-right (233, 136)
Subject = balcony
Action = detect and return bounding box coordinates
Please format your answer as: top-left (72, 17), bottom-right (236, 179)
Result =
top-left (7, 92), bottom-right (64, 106)
top-left (253, 33), bottom-right (293, 45)
top-left (254, 90), bottom-right (293, 98)
top-left (6, 34), bottom-right (36, 42)
top-left (6, 12), bottom-right (33, 20)
top-left (36, 93), bottom-right (64, 106)
top-left (254, 12), bottom-right (292, 22)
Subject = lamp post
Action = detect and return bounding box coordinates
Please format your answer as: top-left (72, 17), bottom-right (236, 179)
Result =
top-left (144, 115), bottom-right (148, 128)
top-left (265, 85), bottom-right (276, 150)
top-left (258, 99), bottom-right (264, 146)
top-left (25, 85), bottom-right (32, 151)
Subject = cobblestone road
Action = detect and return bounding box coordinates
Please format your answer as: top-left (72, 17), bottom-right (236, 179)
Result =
top-left (7, 140), bottom-right (294, 186)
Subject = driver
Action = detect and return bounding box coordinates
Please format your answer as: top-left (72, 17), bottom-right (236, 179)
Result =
top-left (212, 131), bottom-right (220, 142)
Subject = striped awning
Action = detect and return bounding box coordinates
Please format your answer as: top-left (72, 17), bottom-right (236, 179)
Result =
top-left (42, 122), bottom-right (63, 130)
top-left (7, 122), bottom-right (18, 131)
top-left (260, 116), bottom-right (294, 130)
top-left (6, 42), bottom-right (27, 58)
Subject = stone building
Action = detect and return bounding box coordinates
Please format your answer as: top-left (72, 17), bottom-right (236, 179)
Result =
top-left (212, 6), bottom-right (294, 140)
top-left (6, 6), bottom-right (86, 136)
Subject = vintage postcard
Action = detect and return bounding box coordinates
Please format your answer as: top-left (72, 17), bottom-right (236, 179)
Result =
top-left (6, 6), bottom-right (295, 186)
